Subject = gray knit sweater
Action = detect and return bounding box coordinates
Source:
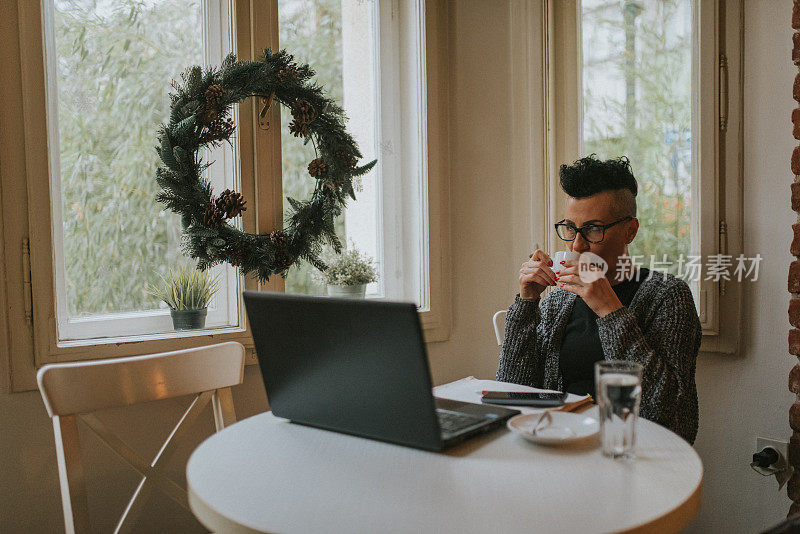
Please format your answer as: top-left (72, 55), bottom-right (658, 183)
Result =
top-left (496, 272), bottom-right (702, 444)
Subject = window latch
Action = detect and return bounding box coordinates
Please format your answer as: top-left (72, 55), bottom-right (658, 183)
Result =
top-left (719, 54), bottom-right (729, 132)
top-left (22, 238), bottom-right (32, 325)
top-left (719, 219), bottom-right (728, 296)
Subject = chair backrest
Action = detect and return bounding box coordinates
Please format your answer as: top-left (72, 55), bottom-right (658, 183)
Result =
top-left (493, 310), bottom-right (507, 346)
top-left (38, 342), bottom-right (245, 417)
top-left (36, 342), bottom-right (245, 534)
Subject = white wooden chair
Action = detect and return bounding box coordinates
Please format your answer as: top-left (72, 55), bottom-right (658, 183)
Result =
top-left (493, 310), bottom-right (507, 346)
top-left (36, 342), bottom-right (245, 534)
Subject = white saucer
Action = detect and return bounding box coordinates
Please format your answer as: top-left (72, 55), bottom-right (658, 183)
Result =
top-left (507, 411), bottom-right (599, 445)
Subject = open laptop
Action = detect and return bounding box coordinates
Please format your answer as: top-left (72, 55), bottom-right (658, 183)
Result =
top-left (242, 291), bottom-right (519, 451)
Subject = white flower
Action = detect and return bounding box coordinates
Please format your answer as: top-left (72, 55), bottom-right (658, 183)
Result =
top-left (313, 247), bottom-right (378, 286)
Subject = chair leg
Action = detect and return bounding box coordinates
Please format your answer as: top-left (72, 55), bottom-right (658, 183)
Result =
top-left (52, 415), bottom-right (90, 534)
top-left (114, 479), bottom-right (156, 534)
top-left (212, 387), bottom-right (237, 431)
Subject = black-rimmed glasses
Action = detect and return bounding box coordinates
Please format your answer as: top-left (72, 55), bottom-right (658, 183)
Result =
top-left (554, 216), bottom-right (632, 244)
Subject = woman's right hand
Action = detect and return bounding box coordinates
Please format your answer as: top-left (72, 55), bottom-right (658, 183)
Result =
top-left (519, 249), bottom-right (557, 300)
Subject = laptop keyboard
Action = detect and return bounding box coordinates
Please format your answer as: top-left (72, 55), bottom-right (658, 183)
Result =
top-left (436, 409), bottom-right (486, 434)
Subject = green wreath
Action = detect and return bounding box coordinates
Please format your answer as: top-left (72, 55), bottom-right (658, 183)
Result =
top-left (155, 49), bottom-right (376, 281)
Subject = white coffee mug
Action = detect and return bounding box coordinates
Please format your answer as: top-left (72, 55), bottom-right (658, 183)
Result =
top-left (552, 251), bottom-right (580, 274)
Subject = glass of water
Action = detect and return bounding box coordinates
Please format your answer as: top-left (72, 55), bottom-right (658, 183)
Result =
top-left (595, 360), bottom-right (643, 459)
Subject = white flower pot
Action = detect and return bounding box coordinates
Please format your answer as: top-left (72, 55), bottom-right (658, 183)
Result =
top-left (326, 284), bottom-right (367, 299)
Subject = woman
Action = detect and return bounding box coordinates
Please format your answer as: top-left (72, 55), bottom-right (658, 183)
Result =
top-left (497, 155), bottom-right (702, 444)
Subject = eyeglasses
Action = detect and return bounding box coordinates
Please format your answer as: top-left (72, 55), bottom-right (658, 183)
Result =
top-left (554, 216), bottom-right (632, 244)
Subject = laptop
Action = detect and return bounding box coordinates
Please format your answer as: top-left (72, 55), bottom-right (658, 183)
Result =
top-left (242, 291), bottom-right (519, 451)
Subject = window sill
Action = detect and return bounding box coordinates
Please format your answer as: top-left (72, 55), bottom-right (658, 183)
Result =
top-left (699, 332), bottom-right (739, 355)
top-left (420, 309), bottom-right (450, 343)
top-left (56, 325), bottom-right (248, 349)
top-left (36, 322), bottom-right (254, 370)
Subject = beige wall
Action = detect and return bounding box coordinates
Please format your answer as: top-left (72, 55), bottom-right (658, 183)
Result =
top-left (426, 0), bottom-right (527, 384)
top-left (1, 0), bottom-right (798, 532)
top-left (687, 0), bottom-right (797, 531)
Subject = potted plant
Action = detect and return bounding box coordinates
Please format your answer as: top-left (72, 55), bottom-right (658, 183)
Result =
top-left (147, 265), bottom-right (220, 330)
top-left (314, 247), bottom-right (378, 299)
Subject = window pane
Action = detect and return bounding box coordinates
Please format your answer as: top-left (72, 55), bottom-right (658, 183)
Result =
top-left (48, 0), bottom-right (239, 338)
top-left (580, 0), bottom-right (693, 273)
top-left (279, 0), bottom-right (380, 296)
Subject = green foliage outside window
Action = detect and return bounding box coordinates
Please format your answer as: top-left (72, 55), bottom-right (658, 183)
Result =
top-left (582, 0), bottom-right (692, 275)
top-left (54, 0), bottom-right (203, 316)
top-left (54, 0), bottom-right (350, 318)
top-left (279, 0), bottom-right (347, 295)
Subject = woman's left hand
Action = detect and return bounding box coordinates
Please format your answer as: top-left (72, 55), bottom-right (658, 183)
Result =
top-left (556, 260), bottom-right (624, 317)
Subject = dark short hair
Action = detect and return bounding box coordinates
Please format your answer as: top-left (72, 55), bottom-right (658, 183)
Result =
top-left (559, 154), bottom-right (637, 216)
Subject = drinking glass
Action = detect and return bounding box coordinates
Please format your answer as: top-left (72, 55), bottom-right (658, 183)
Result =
top-left (595, 360), bottom-right (643, 459)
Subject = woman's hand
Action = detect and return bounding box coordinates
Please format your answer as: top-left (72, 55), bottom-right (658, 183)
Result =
top-left (519, 249), bottom-right (557, 301)
top-left (556, 260), bottom-right (624, 317)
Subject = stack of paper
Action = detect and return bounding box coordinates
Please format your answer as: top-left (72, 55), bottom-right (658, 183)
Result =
top-left (433, 376), bottom-right (590, 415)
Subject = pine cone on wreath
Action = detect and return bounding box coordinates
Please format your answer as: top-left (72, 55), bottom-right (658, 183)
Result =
top-left (200, 117), bottom-right (234, 143)
top-left (289, 119), bottom-right (310, 138)
top-left (307, 158), bottom-right (327, 178)
top-left (269, 230), bottom-right (289, 249)
top-left (203, 205), bottom-right (225, 229)
top-left (291, 99), bottom-right (317, 124)
top-left (199, 107), bottom-right (219, 125)
top-left (270, 230), bottom-right (293, 271)
top-left (199, 84), bottom-right (225, 125)
top-left (274, 249), bottom-right (295, 272)
top-left (205, 84), bottom-right (225, 107)
top-left (277, 63), bottom-right (298, 82)
top-left (215, 189), bottom-right (247, 218)
top-left (228, 244), bottom-right (247, 267)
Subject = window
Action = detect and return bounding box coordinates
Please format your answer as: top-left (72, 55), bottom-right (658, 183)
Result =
top-left (581, 0), bottom-right (693, 271)
top-left (3, 0), bottom-right (450, 388)
top-left (537, 0), bottom-right (742, 352)
top-left (278, 0), bottom-right (430, 307)
top-left (43, 0), bottom-right (241, 341)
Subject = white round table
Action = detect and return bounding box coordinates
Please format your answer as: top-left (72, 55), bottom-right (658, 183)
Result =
top-left (187, 408), bottom-right (702, 534)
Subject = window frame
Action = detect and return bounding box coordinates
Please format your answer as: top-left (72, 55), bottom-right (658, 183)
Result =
top-left (336, 0), bottom-right (452, 340)
top-left (1, 0), bottom-right (451, 392)
top-left (42, 0), bottom-right (243, 342)
top-left (533, 0), bottom-right (743, 354)
top-left (283, 0), bottom-right (434, 312)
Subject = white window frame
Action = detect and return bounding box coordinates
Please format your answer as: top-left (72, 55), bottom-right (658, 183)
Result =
top-left (6, 0), bottom-right (281, 386)
top-left (1, 0), bottom-right (451, 392)
top-left (515, 0), bottom-right (742, 354)
top-left (283, 0), bottom-right (450, 334)
top-left (288, 0), bottom-right (439, 315)
top-left (41, 0), bottom-right (243, 342)
top-left (371, 0), bottom-right (432, 307)
top-left (411, 0), bottom-right (451, 340)
top-left (380, 0), bottom-right (434, 311)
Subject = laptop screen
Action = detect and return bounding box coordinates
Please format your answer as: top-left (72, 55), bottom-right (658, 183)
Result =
top-left (243, 291), bottom-right (444, 450)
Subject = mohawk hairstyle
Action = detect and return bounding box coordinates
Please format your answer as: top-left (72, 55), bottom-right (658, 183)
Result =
top-left (559, 154), bottom-right (638, 216)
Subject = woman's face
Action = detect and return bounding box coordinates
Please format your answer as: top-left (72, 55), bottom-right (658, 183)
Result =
top-left (562, 191), bottom-right (639, 279)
